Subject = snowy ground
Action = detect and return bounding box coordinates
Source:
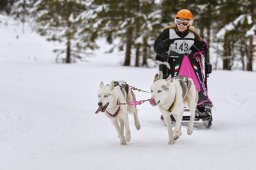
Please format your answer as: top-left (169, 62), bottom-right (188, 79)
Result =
top-left (1, 15), bottom-right (256, 170)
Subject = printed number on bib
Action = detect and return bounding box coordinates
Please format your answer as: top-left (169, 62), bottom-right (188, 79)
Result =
top-left (174, 42), bottom-right (189, 52)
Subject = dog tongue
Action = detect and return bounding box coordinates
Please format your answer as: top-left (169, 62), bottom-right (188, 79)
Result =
top-left (95, 107), bottom-right (102, 114)
top-left (149, 98), bottom-right (155, 106)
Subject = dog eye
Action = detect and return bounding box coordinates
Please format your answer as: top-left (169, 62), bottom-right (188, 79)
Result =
top-left (157, 90), bottom-right (162, 93)
top-left (104, 94), bottom-right (111, 98)
top-left (98, 95), bottom-right (101, 98)
top-left (151, 90), bottom-right (153, 93)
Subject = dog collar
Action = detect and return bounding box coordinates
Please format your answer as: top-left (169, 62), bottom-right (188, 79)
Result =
top-left (168, 96), bottom-right (176, 112)
top-left (106, 106), bottom-right (120, 117)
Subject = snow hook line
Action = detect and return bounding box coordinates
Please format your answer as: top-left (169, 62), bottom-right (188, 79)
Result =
top-left (129, 86), bottom-right (151, 94)
top-left (118, 99), bottom-right (151, 106)
top-left (116, 84), bottom-right (152, 106)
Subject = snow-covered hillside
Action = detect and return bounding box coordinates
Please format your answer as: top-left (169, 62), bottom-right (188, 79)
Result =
top-left (0, 15), bottom-right (58, 63)
top-left (1, 15), bottom-right (256, 170)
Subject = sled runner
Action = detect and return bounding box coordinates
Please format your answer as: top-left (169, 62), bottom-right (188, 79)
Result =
top-left (158, 49), bottom-right (213, 128)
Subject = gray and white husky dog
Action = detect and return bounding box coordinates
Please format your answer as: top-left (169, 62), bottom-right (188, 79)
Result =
top-left (96, 81), bottom-right (140, 145)
top-left (150, 74), bottom-right (198, 144)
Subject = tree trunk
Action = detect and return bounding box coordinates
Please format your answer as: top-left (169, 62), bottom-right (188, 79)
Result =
top-left (142, 38), bottom-right (148, 67)
top-left (223, 34), bottom-right (232, 70)
top-left (246, 0), bottom-right (255, 71)
top-left (124, 27), bottom-right (133, 66)
top-left (240, 47), bottom-right (245, 71)
top-left (206, 3), bottom-right (211, 42)
top-left (240, 39), bottom-right (247, 71)
top-left (142, 45), bottom-right (147, 67)
top-left (247, 35), bottom-right (253, 71)
top-left (135, 45), bottom-right (140, 67)
top-left (214, 40), bottom-right (220, 70)
top-left (199, 26), bottom-right (204, 39)
top-left (206, 3), bottom-right (212, 61)
top-left (66, 38), bottom-right (71, 63)
top-left (206, 27), bottom-right (211, 60)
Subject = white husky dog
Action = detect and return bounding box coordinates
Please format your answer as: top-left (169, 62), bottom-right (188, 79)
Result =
top-left (96, 81), bottom-right (140, 145)
top-left (150, 74), bottom-right (198, 144)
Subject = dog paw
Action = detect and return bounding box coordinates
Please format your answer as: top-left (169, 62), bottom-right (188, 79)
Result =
top-left (135, 122), bottom-right (141, 130)
top-left (168, 139), bottom-right (175, 145)
top-left (125, 131), bottom-right (131, 142)
top-left (174, 135), bottom-right (179, 140)
top-left (174, 131), bottom-right (182, 140)
top-left (120, 138), bottom-right (127, 145)
top-left (187, 128), bottom-right (193, 135)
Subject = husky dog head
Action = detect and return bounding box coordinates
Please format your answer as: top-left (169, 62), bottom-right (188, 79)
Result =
top-left (150, 74), bottom-right (172, 106)
top-left (95, 81), bottom-right (117, 114)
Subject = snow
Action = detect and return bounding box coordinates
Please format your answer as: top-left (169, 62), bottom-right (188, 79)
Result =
top-left (0, 15), bottom-right (57, 63)
top-left (1, 15), bottom-right (256, 170)
top-left (246, 24), bottom-right (256, 36)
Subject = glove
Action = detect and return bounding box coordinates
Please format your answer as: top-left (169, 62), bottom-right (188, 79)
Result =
top-left (155, 53), bottom-right (168, 62)
top-left (155, 54), bottom-right (170, 69)
top-left (156, 60), bottom-right (171, 69)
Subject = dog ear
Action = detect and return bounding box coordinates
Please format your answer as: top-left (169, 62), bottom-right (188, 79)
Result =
top-left (166, 75), bottom-right (173, 85)
top-left (100, 81), bottom-right (104, 88)
top-left (109, 81), bottom-right (114, 90)
top-left (154, 73), bottom-right (161, 82)
top-left (166, 74), bottom-right (172, 81)
top-left (159, 72), bottom-right (163, 79)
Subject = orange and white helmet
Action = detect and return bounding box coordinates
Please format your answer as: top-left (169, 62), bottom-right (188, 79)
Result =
top-left (175, 9), bottom-right (193, 26)
top-left (176, 9), bottom-right (193, 20)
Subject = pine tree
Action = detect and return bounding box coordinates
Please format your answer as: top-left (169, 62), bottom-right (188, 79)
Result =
top-left (215, 0), bottom-right (255, 70)
top-left (35, 0), bottom-right (87, 63)
top-left (91, 0), bottom-right (161, 67)
top-left (0, 0), bottom-right (15, 14)
top-left (160, 0), bottom-right (181, 24)
top-left (244, 0), bottom-right (255, 71)
top-left (12, 0), bottom-right (38, 33)
top-left (137, 2), bottom-right (162, 67)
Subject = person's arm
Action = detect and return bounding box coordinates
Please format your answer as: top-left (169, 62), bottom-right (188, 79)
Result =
top-left (191, 40), bottom-right (207, 54)
top-left (154, 28), bottom-right (176, 73)
top-left (154, 29), bottom-right (173, 56)
top-left (196, 40), bottom-right (208, 59)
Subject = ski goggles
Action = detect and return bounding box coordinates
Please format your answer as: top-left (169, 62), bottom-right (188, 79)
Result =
top-left (175, 18), bottom-right (191, 26)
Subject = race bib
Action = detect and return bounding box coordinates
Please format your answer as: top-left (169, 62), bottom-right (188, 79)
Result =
top-left (169, 39), bottom-right (194, 54)
top-left (169, 29), bottom-right (195, 54)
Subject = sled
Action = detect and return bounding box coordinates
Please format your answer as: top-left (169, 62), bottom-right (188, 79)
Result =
top-left (158, 49), bottom-right (213, 128)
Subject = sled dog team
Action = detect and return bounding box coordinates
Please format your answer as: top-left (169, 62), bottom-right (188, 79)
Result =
top-left (96, 74), bottom-right (198, 145)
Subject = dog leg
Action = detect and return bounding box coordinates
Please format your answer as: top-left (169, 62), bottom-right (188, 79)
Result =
top-left (123, 114), bottom-right (131, 142)
top-left (133, 109), bottom-right (141, 130)
top-left (111, 119), bottom-right (127, 145)
top-left (186, 83), bottom-right (198, 135)
top-left (163, 114), bottom-right (175, 144)
top-left (129, 106), bottom-right (140, 130)
top-left (187, 103), bottom-right (196, 135)
top-left (173, 113), bottom-right (182, 140)
top-left (119, 119), bottom-right (125, 137)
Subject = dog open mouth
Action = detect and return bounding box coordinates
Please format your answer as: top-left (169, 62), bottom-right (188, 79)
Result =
top-left (95, 103), bottom-right (109, 114)
top-left (149, 98), bottom-right (160, 106)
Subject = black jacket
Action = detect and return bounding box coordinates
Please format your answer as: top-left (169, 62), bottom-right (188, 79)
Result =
top-left (154, 28), bottom-right (208, 61)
